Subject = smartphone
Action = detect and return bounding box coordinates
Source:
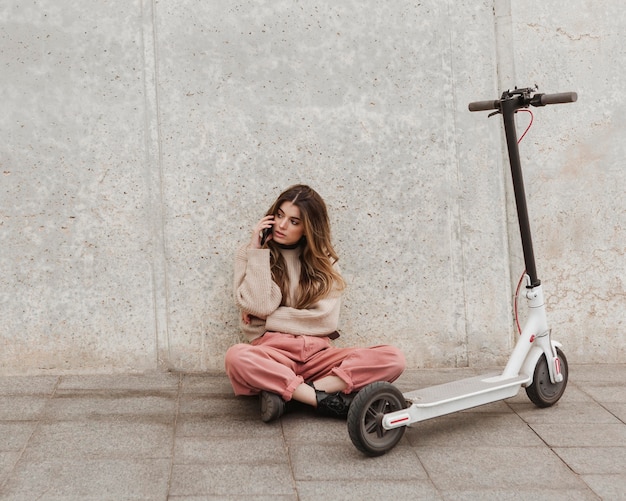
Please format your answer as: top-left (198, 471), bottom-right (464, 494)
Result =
top-left (260, 226), bottom-right (272, 246)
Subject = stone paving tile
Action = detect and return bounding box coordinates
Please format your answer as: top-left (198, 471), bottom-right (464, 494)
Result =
top-left (296, 479), bottom-right (442, 501)
top-left (169, 497), bottom-right (295, 501)
top-left (508, 399), bottom-right (622, 424)
top-left (281, 413), bottom-right (357, 444)
top-left (168, 496), bottom-right (296, 501)
top-left (406, 411), bottom-right (545, 447)
top-left (0, 376), bottom-right (59, 396)
top-left (0, 396), bottom-right (47, 421)
top-left (289, 444), bottom-right (427, 481)
top-left (0, 458), bottom-right (171, 501)
top-left (0, 453), bottom-right (20, 487)
top-left (580, 474), bottom-right (626, 501)
top-left (570, 364), bottom-right (624, 382)
top-left (563, 384), bottom-right (604, 402)
top-left (178, 394), bottom-right (258, 420)
top-left (441, 488), bottom-right (600, 500)
top-left (417, 446), bottom-right (590, 493)
top-left (529, 423), bottom-right (626, 448)
top-left (41, 393), bottom-right (178, 422)
top-left (0, 422), bottom-right (38, 451)
top-left (169, 463), bottom-right (296, 498)
top-left (553, 447), bottom-right (626, 475)
top-left (174, 436), bottom-right (287, 464)
top-left (578, 382), bottom-right (626, 403)
top-left (604, 402), bottom-right (626, 421)
top-left (176, 414), bottom-right (282, 439)
top-left (20, 421), bottom-right (174, 460)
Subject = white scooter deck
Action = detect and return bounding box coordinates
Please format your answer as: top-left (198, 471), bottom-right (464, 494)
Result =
top-left (383, 373), bottom-right (530, 428)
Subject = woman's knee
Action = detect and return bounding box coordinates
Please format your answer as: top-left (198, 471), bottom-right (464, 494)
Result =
top-left (391, 345), bottom-right (406, 369)
top-left (392, 346), bottom-right (406, 375)
top-left (378, 345), bottom-right (406, 380)
top-left (224, 343), bottom-right (252, 374)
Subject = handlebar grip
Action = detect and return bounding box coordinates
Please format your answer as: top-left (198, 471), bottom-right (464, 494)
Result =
top-left (538, 92), bottom-right (578, 105)
top-left (468, 100), bottom-right (499, 112)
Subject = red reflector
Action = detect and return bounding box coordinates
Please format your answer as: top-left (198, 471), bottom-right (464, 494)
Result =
top-left (390, 416), bottom-right (410, 425)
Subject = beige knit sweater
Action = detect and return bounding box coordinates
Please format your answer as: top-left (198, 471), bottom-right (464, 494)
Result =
top-left (233, 243), bottom-right (342, 342)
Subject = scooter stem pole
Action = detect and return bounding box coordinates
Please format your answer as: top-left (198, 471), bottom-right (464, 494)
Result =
top-left (500, 97), bottom-right (540, 287)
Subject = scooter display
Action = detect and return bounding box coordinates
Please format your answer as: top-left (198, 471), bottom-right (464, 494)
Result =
top-left (347, 86), bottom-right (577, 456)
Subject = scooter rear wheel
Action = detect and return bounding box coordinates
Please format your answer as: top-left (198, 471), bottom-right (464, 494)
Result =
top-left (525, 347), bottom-right (568, 407)
top-left (347, 381), bottom-right (407, 456)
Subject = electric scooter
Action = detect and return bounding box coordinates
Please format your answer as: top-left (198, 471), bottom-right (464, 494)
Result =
top-left (347, 86), bottom-right (577, 456)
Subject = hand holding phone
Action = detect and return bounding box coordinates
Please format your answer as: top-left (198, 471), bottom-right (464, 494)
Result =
top-left (256, 216), bottom-right (274, 247)
top-left (260, 226), bottom-right (272, 246)
top-left (252, 215), bottom-right (275, 248)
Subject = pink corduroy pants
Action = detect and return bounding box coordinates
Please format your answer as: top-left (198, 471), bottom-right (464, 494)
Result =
top-left (224, 331), bottom-right (406, 401)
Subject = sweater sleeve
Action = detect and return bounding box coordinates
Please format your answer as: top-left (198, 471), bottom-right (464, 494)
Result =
top-left (233, 243), bottom-right (282, 318)
top-left (264, 290), bottom-right (342, 336)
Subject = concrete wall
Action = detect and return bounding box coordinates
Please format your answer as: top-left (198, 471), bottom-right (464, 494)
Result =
top-left (1, 0), bottom-right (624, 375)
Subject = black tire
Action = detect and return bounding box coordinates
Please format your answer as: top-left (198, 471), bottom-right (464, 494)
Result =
top-left (347, 381), bottom-right (407, 456)
top-left (525, 347), bottom-right (568, 407)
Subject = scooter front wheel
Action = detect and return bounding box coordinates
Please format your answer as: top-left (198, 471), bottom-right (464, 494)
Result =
top-left (347, 381), bottom-right (407, 456)
top-left (526, 347), bottom-right (568, 407)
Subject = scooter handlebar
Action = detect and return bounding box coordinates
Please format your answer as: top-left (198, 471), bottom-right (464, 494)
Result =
top-left (468, 91), bottom-right (578, 112)
top-left (535, 91), bottom-right (578, 106)
top-left (468, 99), bottom-right (499, 112)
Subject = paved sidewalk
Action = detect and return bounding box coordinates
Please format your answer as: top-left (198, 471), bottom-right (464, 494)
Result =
top-left (0, 364), bottom-right (624, 500)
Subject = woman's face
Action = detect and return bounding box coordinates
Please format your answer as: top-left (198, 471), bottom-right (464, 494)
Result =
top-left (273, 201), bottom-right (305, 246)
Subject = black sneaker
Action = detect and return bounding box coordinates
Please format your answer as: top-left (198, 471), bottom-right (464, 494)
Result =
top-left (309, 383), bottom-right (355, 419)
top-left (259, 391), bottom-right (286, 423)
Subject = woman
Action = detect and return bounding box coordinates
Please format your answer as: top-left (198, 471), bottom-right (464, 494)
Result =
top-left (225, 184), bottom-right (405, 422)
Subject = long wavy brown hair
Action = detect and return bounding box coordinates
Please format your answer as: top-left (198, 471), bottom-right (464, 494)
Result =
top-left (266, 185), bottom-right (345, 309)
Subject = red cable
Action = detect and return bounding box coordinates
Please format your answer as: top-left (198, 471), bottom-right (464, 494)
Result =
top-left (516, 109), bottom-right (534, 144)
top-left (514, 271), bottom-right (526, 334)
